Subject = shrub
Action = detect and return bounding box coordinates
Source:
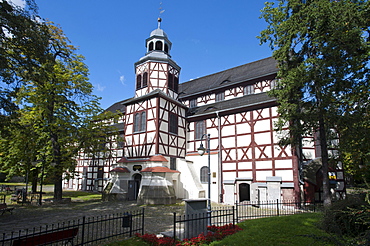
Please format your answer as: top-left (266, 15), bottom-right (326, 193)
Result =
top-left (321, 193), bottom-right (370, 240)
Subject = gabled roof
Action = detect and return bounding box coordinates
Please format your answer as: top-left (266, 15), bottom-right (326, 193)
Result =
top-left (179, 57), bottom-right (277, 99)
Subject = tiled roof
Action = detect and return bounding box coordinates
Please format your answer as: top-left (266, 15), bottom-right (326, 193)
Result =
top-left (187, 92), bottom-right (276, 119)
top-left (105, 99), bottom-right (130, 113)
top-left (179, 57), bottom-right (277, 99)
top-left (141, 166), bottom-right (180, 173)
top-left (109, 167), bottom-right (130, 173)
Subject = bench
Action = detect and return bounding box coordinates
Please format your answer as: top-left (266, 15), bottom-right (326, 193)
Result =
top-left (12, 228), bottom-right (79, 246)
top-left (0, 203), bottom-right (14, 215)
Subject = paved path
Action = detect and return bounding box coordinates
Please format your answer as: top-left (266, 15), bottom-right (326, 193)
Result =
top-left (0, 198), bottom-right (185, 236)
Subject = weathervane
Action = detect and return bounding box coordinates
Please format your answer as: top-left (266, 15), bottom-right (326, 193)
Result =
top-left (158, 1), bottom-right (165, 29)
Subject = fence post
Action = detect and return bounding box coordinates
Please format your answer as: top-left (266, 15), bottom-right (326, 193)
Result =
top-left (173, 212), bottom-right (176, 240)
top-left (141, 208), bottom-right (145, 235)
top-left (81, 216), bottom-right (85, 246)
top-left (276, 199), bottom-right (279, 217)
top-left (235, 201), bottom-right (238, 223)
top-left (232, 206), bottom-right (235, 227)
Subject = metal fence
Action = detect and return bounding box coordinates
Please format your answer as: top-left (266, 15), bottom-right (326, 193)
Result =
top-left (172, 207), bottom-right (235, 240)
top-left (235, 199), bottom-right (323, 222)
top-left (0, 208), bottom-right (144, 246)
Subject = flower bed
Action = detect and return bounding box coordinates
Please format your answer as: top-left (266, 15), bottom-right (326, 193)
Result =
top-left (136, 223), bottom-right (242, 246)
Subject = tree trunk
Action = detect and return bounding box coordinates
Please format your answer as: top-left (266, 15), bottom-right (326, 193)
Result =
top-left (319, 117), bottom-right (332, 207)
top-left (53, 173), bottom-right (63, 201)
top-left (31, 169), bottom-right (38, 193)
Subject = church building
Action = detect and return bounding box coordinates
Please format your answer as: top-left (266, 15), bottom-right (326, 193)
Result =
top-left (65, 19), bottom-right (345, 204)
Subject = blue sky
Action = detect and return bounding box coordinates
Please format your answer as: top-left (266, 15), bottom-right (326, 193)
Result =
top-left (30, 1), bottom-right (273, 109)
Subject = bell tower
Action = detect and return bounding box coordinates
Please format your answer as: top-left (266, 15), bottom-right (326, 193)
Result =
top-left (134, 18), bottom-right (181, 99)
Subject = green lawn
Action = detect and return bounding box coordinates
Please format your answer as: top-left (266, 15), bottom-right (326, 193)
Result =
top-left (109, 213), bottom-right (340, 246)
top-left (210, 213), bottom-right (339, 246)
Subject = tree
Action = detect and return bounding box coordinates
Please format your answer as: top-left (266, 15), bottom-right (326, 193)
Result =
top-left (13, 22), bottom-right (118, 201)
top-left (259, 0), bottom-right (370, 206)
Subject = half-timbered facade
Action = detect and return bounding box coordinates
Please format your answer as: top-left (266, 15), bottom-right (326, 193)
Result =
top-left (65, 19), bottom-right (345, 204)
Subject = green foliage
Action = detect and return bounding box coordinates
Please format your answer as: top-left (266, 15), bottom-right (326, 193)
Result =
top-left (321, 194), bottom-right (370, 243)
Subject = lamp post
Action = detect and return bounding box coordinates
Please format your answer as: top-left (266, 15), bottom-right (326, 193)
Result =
top-left (197, 133), bottom-right (211, 225)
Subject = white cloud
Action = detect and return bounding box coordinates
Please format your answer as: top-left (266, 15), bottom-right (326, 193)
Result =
top-left (95, 84), bottom-right (106, 92)
top-left (119, 75), bottom-right (125, 85)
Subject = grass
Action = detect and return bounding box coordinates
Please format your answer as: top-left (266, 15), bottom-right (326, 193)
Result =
top-left (107, 213), bottom-right (340, 246)
top-left (0, 183), bottom-right (101, 203)
top-left (210, 213), bottom-right (340, 246)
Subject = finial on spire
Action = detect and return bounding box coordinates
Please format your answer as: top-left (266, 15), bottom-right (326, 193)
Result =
top-left (157, 17), bottom-right (162, 29)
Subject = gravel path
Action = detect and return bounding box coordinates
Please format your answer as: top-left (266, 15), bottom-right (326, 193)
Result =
top-left (0, 199), bottom-right (185, 236)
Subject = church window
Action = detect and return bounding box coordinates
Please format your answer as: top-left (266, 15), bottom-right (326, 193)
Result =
top-left (97, 167), bottom-right (104, 179)
top-left (155, 41), bottom-right (163, 51)
top-left (148, 42), bottom-right (154, 51)
top-left (117, 133), bottom-right (124, 148)
top-left (134, 111), bottom-right (146, 132)
top-left (169, 112), bottom-right (178, 134)
top-left (174, 76), bottom-right (179, 92)
top-left (136, 75), bottom-right (142, 90)
top-left (270, 79), bottom-right (277, 89)
top-left (189, 99), bottom-right (197, 108)
top-left (244, 84), bottom-right (254, 95)
top-left (143, 72), bottom-right (148, 87)
top-left (170, 157), bottom-right (176, 170)
top-left (168, 73), bottom-right (173, 90)
top-left (215, 91), bottom-right (225, 102)
top-left (195, 121), bottom-right (205, 140)
top-left (200, 166), bottom-right (209, 183)
top-left (164, 43), bottom-right (169, 53)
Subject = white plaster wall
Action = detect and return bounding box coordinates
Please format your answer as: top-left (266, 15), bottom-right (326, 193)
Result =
top-left (256, 171), bottom-right (273, 181)
top-left (275, 170), bottom-right (293, 181)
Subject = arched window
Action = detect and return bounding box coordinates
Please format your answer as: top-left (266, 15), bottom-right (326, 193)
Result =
top-left (164, 43), bottom-right (169, 53)
top-left (136, 75), bottom-right (142, 90)
top-left (155, 41), bottom-right (163, 51)
top-left (200, 166), bottom-right (209, 183)
top-left (148, 42), bottom-right (154, 51)
top-left (143, 72), bottom-right (148, 87)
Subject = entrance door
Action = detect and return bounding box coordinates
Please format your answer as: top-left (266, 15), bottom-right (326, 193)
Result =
top-left (239, 183), bottom-right (250, 202)
top-left (128, 174), bottom-right (142, 200)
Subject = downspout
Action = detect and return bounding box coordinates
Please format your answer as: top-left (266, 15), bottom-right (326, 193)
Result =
top-left (216, 111), bottom-right (223, 203)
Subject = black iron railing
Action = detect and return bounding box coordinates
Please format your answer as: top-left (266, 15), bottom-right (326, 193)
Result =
top-left (0, 208), bottom-right (144, 246)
